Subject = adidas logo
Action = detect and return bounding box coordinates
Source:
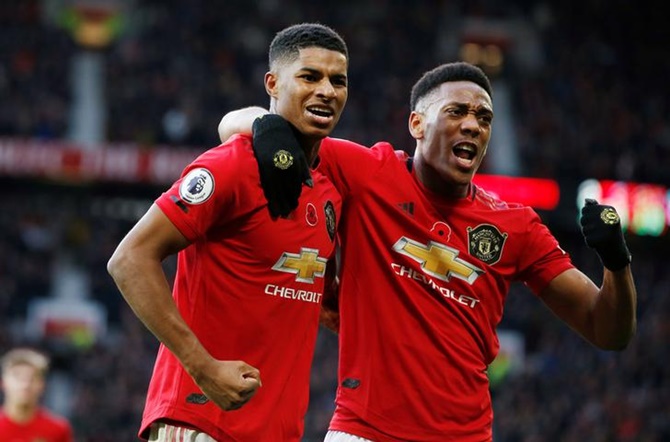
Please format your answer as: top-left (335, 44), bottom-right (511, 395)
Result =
top-left (397, 201), bottom-right (414, 216)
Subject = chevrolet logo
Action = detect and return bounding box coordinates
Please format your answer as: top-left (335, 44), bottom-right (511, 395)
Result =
top-left (393, 237), bottom-right (483, 284)
top-left (272, 247), bottom-right (327, 283)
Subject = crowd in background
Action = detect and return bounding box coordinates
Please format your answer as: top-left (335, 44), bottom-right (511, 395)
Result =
top-left (0, 0), bottom-right (668, 440)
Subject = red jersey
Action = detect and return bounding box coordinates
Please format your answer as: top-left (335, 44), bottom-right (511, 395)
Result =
top-left (317, 138), bottom-right (573, 441)
top-left (0, 408), bottom-right (73, 442)
top-left (141, 134), bottom-right (341, 441)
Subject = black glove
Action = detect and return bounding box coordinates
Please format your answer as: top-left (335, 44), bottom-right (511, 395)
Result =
top-left (251, 114), bottom-right (312, 218)
top-left (580, 198), bottom-right (632, 271)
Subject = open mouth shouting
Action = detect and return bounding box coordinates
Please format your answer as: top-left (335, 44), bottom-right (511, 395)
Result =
top-left (306, 105), bottom-right (335, 126)
top-left (453, 142), bottom-right (478, 169)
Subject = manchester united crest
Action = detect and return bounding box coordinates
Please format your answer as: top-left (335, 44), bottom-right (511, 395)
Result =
top-left (467, 224), bottom-right (507, 265)
top-left (273, 149), bottom-right (294, 170)
top-left (600, 207), bottom-right (620, 225)
top-left (324, 201), bottom-right (336, 242)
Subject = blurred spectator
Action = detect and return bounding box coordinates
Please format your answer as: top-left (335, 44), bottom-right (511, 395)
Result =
top-left (0, 347), bottom-right (74, 441)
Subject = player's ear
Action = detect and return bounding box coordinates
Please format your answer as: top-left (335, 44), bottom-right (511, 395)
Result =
top-left (408, 111), bottom-right (425, 140)
top-left (265, 71), bottom-right (278, 99)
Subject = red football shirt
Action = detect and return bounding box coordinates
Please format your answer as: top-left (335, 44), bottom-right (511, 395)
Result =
top-left (0, 409), bottom-right (73, 442)
top-left (318, 138), bottom-right (573, 441)
top-left (141, 134), bottom-right (341, 441)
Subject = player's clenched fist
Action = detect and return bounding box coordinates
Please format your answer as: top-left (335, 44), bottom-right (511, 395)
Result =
top-left (580, 198), bottom-right (632, 271)
top-left (191, 359), bottom-right (262, 411)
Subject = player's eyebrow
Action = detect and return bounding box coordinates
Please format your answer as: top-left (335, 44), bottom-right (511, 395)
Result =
top-left (299, 67), bottom-right (347, 80)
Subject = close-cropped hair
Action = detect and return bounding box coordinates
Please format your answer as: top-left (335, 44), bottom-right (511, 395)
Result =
top-left (1, 348), bottom-right (50, 377)
top-left (269, 22), bottom-right (348, 69)
top-left (410, 62), bottom-right (493, 111)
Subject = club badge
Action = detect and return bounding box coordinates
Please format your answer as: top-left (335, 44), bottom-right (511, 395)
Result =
top-left (467, 224), bottom-right (507, 265)
top-left (324, 201), bottom-right (336, 242)
top-left (600, 207), bottom-right (620, 225)
top-left (273, 150), bottom-right (294, 170)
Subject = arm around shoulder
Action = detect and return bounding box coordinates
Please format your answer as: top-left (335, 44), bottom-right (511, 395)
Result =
top-left (218, 106), bottom-right (269, 142)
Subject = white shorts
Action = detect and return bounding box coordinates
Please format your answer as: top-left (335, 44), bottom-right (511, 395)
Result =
top-left (148, 422), bottom-right (216, 442)
top-left (324, 430), bottom-right (375, 442)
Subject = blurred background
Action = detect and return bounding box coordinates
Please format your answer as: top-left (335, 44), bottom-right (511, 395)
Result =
top-left (0, 0), bottom-right (668, 440)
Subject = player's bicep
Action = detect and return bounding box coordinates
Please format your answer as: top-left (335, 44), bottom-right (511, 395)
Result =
top-left (116, 204), bottom-right (190, 262)
top-left (539, 268), bottom-right (599, 339)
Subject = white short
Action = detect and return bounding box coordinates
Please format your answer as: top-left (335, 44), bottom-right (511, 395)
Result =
top-left (148, 422), bottom-right (216, 442)
top-left (324, 430), bottom-right (375, 442)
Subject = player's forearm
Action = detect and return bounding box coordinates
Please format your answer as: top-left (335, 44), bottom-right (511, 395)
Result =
top-left (592, 266), bottom-right (637, 350)
top-left (218, 106), bottom-right (269, 142)
top-left (108, 253), bottom-right (213, 375)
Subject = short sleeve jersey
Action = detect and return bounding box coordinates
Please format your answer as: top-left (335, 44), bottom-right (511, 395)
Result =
top-left (140, 134), bottom-right (341, 441)
top-left (317, 138), bottom-right (573, 442)
top-left (0, 409), bottom-right (73, 442)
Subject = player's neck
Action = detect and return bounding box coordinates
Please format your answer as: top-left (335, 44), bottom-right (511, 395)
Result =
top-left (305, 139), bottom-right (322, 167)
top-left (4, 402), bottom-right (39, 423)
top-left (413, 160), bottom-right (471, 200)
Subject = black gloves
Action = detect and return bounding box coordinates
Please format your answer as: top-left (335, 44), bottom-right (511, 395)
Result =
top-left (580, 198), bottom-right (632, 271)
top-left (251, 114), bottom-right (312, 218)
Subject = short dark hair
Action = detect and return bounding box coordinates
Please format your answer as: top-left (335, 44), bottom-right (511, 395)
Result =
top-left (410, 62), bottom-right (492, 111)
top-left (269, 23), bottom-right (348, 69)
